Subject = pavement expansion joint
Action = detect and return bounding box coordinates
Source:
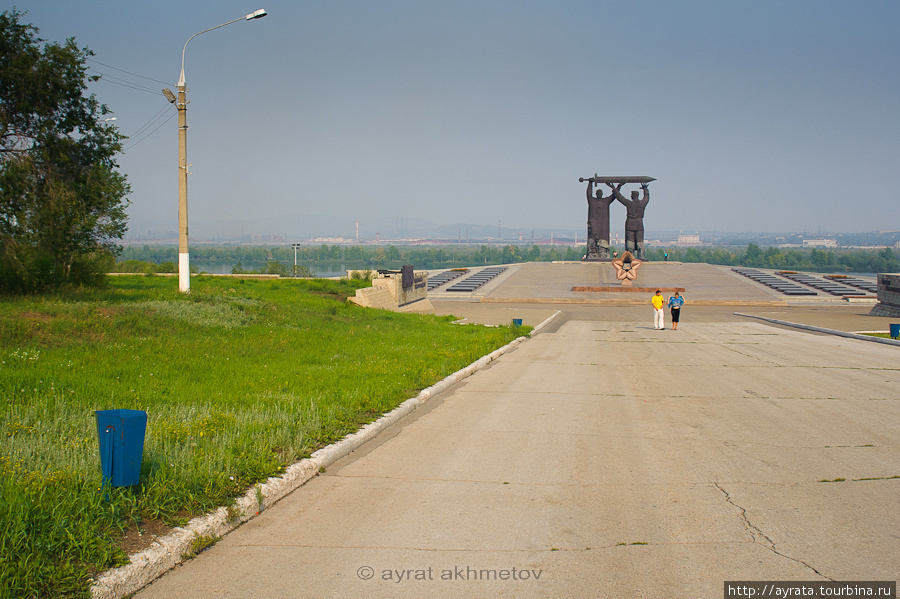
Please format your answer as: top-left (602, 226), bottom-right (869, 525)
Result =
top-left (714, 483), bottom-right (832, 580)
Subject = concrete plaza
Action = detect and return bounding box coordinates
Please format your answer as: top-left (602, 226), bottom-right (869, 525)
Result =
top-left (133, 263), bottom-right (899, 599)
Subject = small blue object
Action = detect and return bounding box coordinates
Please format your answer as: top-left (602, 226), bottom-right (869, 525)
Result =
top-left (512, 319), bottom-right (523, 327)
top-left (95, 409), bottom-right (147, 487)
top-left (890, 324), bottom-right (900, 339)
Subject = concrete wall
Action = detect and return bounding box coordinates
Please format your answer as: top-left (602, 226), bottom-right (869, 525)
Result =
top-left (349, 271), bottom-right (432, 313)
top-left (395, 271), bottom-right (428, 307)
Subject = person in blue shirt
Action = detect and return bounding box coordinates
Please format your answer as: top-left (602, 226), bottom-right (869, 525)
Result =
top-left (667, 292), bottom-right (685, 330)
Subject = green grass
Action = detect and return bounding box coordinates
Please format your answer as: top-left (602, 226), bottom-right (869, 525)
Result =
top-left (0, 275), bottom-right (527, 598)
top-left (180, 533), bottom-right (219, 560)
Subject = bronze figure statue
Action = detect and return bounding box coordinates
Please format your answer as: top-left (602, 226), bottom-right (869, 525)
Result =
top-left (579, 176), bottom-right (655, 261)
top-left (609, 182), bottom-right (650, 259)
top-left (585, 180), bottom-right (615, 259)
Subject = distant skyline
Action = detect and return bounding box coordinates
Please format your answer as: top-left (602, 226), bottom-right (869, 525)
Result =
top-left (120, 216), bottom-right (900, 247)
top-left (13, 1), bottom-right (900, 238)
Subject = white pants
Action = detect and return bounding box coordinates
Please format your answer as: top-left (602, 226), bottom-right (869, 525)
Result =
top-left (654, 308), bottom-right (665, 330)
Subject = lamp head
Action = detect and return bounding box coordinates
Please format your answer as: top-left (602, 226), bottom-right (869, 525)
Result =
top-left (162, 88), bottom-right (177, 103)
top-left (245, 9), bottom-right (267, 19)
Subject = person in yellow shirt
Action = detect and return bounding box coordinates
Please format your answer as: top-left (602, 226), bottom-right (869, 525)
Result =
top-left (651, 289), bottom-right (665, 330)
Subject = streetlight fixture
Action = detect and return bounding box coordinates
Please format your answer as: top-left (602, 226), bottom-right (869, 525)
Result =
top-left (163, 8), bottom-right (267, 293)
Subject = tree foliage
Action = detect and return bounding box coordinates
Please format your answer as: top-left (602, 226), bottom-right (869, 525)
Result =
top-left (1, 9), bottom-right (130, 292)
top-left (117, 243), bottom-right (898, 275)
top-left (644, 245), bottom-right (897, 273)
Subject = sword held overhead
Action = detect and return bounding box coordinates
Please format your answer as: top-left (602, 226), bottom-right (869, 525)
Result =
top-left (579, 175), bottom-right (656, 185)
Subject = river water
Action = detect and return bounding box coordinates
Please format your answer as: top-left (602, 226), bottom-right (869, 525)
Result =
top-left (195, 262), bottom-right (348, 278)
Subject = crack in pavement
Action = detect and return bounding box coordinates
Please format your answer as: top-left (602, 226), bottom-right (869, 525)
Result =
top-left (714, 483), bottom-right (834, 581)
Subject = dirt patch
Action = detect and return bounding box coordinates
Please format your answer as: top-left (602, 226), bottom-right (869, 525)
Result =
top-left (21, 311), bottom-right (53, 322)
top-left (117, 519), bottom-right (173, 556)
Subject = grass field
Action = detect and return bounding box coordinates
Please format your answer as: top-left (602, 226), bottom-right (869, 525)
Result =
top-left (0, 275), bottom-right (527, 598)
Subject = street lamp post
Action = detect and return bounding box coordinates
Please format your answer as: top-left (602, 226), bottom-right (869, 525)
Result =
top-left (164, 9), bottom-right (267, 293)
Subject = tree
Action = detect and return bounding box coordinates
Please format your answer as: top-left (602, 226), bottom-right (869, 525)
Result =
top-left (263, 260), bottom-right (288, 276)
top-left (501, 245), bottom-right (522, 263)
top-left (1, 9), bottom-right (130, 291)
top-left (684, 248), bottom-right (702, 263)
top-left (810, 248), bottom-right (827, 267)
top-left (876, 248), bottom-right (897, 272)
top-left (743, 243), bottom-right (764, 267)
top-left (386, 245), bottom-right (401, 261)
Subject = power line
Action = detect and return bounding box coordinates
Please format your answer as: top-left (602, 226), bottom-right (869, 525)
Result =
top-left (128, 105), bottom-right (171, 140)
top-left (87, 58), bottom-right (172, 86)
top-left (123, 112), bottom-right (175, 151)
top-left (91, 70), bottom-right (162, 95)
top-left (80, 58), bottom-right (177, 151)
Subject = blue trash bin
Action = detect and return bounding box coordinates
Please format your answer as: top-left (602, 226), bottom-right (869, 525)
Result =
top-left (890, 324), bottom-right (900, 339)
top-left (512, 318), bottom-right (523, 327)
top-left (96, 409), bottom-right (147, 487)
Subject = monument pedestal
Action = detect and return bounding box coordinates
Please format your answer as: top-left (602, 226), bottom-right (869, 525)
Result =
top-left (868, 273), bottom-right (900, 317)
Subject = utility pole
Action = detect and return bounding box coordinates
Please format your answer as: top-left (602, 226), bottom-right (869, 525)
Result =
top-left (176, 84), bottom-right (189, 292)
top-left (163, 9), bottom-right (267, 293)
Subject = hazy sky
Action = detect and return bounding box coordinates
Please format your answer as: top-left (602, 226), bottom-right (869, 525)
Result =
top-left (12, 0), bottom-right (900, 239)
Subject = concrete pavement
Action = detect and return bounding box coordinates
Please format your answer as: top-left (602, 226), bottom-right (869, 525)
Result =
top-left (432, 301), bottom-right (891, 334)
top-left (134, 306), bottom-right (900, 598)
top-left (428, 262), bottom-right (881, 306)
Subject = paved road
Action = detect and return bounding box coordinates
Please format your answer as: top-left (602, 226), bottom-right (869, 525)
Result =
top-left (431, 301), bottom-right (889, 333)
top-left (135, 314), bottom-right (900, 598)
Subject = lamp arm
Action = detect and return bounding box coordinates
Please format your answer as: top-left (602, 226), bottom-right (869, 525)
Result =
top-left (178, 16), bottom-right (245, 86)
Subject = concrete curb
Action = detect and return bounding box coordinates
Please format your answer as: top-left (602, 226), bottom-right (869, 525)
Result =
top-left (90, 311), bottom-right (560, 599)
top-left (734, 313), bottom-right (900, 347)
top-left (530, 310), bottom-right (561, 336)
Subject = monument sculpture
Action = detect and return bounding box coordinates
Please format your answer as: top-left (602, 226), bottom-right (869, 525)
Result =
top-left (609, 182), bottom-right (650, 259)
top-left (611, 250), bottom-right (641, 285)
top-left (584, 180), bottom-right (615, 259)
top-left (578, 176), bottom-right (655, 261)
